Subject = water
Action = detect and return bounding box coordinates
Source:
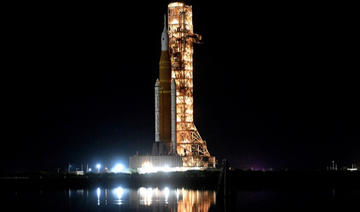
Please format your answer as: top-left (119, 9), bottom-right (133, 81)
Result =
top-left (2, 187), bottom-right (360, 211)
top-left (3, 187), bottom-right (216, 211)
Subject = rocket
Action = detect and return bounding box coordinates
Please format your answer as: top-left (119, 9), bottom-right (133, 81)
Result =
top-left (154, 15), bottom-right (177, 155)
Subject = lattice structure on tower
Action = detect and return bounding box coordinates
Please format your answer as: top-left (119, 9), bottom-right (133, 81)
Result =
top-left (168, 2), bottom-right (215, 167)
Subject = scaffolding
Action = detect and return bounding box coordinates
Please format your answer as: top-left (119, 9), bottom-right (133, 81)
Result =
top-left (168, 2), bottom-right (215, 167)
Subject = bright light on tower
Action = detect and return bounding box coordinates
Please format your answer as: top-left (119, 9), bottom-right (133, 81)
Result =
top-left (111, 163), bottom-right (124, 173)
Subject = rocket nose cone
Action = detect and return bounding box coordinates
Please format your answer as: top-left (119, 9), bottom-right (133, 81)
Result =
top-left (161, 14), bottom-right (168, 51)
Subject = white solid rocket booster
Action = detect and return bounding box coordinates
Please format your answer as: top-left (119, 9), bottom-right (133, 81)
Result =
top-left (171, 79), bottom-right (177, 154)
top-left (155, 79), bottom-right (160, 142)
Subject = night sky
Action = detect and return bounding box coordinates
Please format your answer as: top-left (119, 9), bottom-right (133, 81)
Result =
top-left (2, 1), bottom-right (358, 172)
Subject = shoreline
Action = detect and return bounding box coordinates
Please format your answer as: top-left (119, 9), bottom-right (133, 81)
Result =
top-left (1, 170), bottom-right (360, 190)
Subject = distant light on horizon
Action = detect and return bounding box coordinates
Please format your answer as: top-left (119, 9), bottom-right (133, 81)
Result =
top-left (96, 163), bottom-right (101, 173)
top-left (111, 163), bottom-right (125, 173)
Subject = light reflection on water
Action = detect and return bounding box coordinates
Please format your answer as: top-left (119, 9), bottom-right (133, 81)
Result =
top-left (6, 187), bottom-right (360, 211)
top-left (69, 187), bottom-right (216, 212)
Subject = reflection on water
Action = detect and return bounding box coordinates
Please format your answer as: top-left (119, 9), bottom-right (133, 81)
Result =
top-left (71, 187), bottom-right (216, 212)
top-left (177, 189), bottom-right (216, 212)
top-left (96, 187), bottom-right (100, 205)
top-left (5, 187), bottom-right (360, 211)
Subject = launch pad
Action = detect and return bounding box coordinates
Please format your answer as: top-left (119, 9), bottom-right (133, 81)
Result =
top-left (129, 1), bottom-right (215, 171)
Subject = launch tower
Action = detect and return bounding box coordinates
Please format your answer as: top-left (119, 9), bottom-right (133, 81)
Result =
top-left (167, 2), bottom-right (215, 167)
